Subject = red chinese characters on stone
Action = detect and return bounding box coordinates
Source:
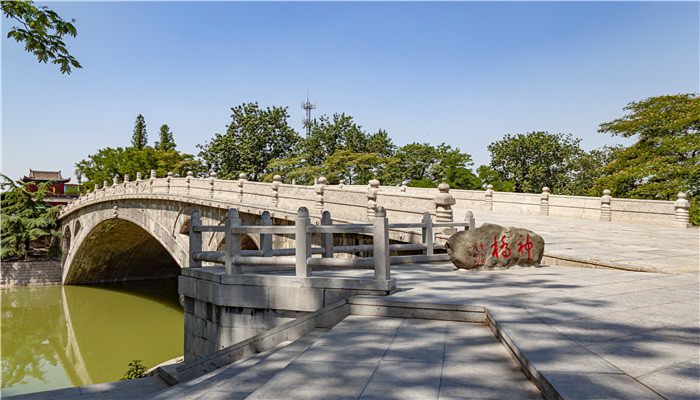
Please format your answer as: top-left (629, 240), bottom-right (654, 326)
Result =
top-left (518, 234), bottom-right (534, 262)
top-left (490, 235), bottom-right (511, 259)
top-left (471, 242), bottom-right (486, 266)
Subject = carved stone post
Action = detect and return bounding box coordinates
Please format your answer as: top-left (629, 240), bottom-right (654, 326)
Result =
top-left (674, 192), bottom-right (691, 228)
top-left (271, 175), bottom-right (281, 207)
top-left (485, 184), bottom-right (494, 211)
top-left (150, 170), bottom-right (156, 193)
top-left (400, 181), bottom-right (408, 192)
top-left (237, 173), bottom-right (247, 202)
top-left (465, 211), bottom-right (476, 231)
top-left (166, 172), bottom-right (174, 193)
top-left (103, 180), bottom-right (108, 195)
top-left (315, 176), bottom-right (327, 213)
top-left (224, 208), bottom-right (242, 275)
top-left (136, 172), bottom-right (142, 181)
top-left (600, 189), bottom-right (612, 221)
top-left (295, 207), bottom-right (311, 277)
top-left (260, 211), bottom-right (273, 257)
top-left (435, 182), bottom-right (456, 234)
top-left (186, 171), bottom-right (193, 195)
top-left (338, 179), bottom-right (345, 189)
top-left (209, 172), bottom-right (217, 198)
top-left (321, 211), bottom-right (334, 258)
top-left (189, 209), bottom-right (202, 268)
top-left (372, 207), bottom-right (390, 281)
top-left (112, 175), bottom-right (119, 187)
top-left (367, 179), bottom-right (380, 221)
top-left (540, 187), bottom-right (550, 216)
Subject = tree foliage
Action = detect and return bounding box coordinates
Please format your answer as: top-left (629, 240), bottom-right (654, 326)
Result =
top-left (593, 94), bottom-right (700, 224)
top-left (1, 175), bottom-right (60, 260)
top-left (198, 103), bottom-right (301, 180)
top-left (131, 114), bottom-right (148, 150)
top-left (155, 124), bottom-right (176, 151)
top-left (2, 0), bottom-right (81, 74)
top-left (486, 131), bottom-right (604, 195)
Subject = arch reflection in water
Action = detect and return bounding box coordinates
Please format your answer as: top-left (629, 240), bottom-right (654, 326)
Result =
top-left (0, 280), bottom-right (183, 397)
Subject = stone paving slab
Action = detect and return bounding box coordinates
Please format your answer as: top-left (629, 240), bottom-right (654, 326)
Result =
top-left (246, 316), bottom-right (542, 400)
top-left (454, 209), bottom-right (700, 273)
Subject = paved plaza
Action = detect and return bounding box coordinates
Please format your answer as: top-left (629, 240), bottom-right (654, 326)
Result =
top-left (458, 209), bottom-right (700, 274)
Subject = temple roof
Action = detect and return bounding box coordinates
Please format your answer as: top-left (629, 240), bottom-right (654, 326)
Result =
top-left (22, 170), bottom-right (70, 182)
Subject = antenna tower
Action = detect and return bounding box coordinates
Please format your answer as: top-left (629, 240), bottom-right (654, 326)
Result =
top-left (301, 92), bottom-right (316, 136)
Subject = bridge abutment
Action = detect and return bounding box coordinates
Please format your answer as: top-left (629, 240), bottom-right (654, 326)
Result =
top-left (179, 267), bottom-right (393, 362)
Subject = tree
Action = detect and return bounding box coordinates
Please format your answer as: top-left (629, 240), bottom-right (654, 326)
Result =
top-left (487, 132), bottom-right (595, 194)
top-left (383, 143), bottom-right (481, 189)
top-left (131, 114), bottom-right (148, 150)
top-left (476, 166), bottom-right (515, 192)
top-left (592, 94), bottom-right (700, 224)
top-left (75, 146), bottom-right (203, 190)
top-left (1, 175), bottom-right (60, 260)
top-left (2, 0), bottom-right (82, 74)
top-left (198, 103), bottom-right (301, 180)
top-left (155, 124), bottom-right (176, 151)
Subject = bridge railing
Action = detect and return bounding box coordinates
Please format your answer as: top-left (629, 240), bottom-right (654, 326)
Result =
top-left (188, 206), bottom-right (474, 281)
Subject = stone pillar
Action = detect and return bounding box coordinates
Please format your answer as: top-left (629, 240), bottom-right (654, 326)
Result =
top-left (600, 189), bottom-right (612, 221)
top-left (485, 184), bottom-right (494, 211)
top-left (338, 179), bottom-right (345, 189)
top-left (540, 187), bottom-right (550, 216)
top-left (112, 175), bottom-right (119, 187)
top-left (94, 183), bottom-right (99, 193)
top-left (103, 180), bottom-right (108, 192)
top-left (400, 181), bottom-right (408, 192)
top-left (209, 172), bottom-right (217, 198)
top-left (465, 211), bottom-right (476, 231)
top-left (674, 192), bottom-right (691, 228)
top-left (314, 176), bottom-right (327, 213)
top-left (150, 170), bottom-right (156, 193)
top-left (136, 172), bottom-right (142, 181)
top-left (167, 172), bottom-right (174, 193)
top-left (434, 182), bottom-right (456, 235)
top-left (237, 173), bottom-right (247, 202)
top-left (186, 171), bottom-right (193, 195)
top-left (367, 179), bottom-right (380, 221)
top-left (271, 175), bottom-right (281, 207)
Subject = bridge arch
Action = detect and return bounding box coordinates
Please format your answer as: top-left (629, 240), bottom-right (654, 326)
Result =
top-left (63, 217), bottom-right (181, 284)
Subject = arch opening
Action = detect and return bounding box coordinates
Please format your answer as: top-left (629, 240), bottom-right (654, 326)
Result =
top-left (64, 219), bottom-right (180, 285)
top-left (216, 235), bottom-right (259, 251)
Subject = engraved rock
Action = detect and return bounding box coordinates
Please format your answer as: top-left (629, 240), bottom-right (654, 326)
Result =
top-left (445, 223), bottom-right (544, 270)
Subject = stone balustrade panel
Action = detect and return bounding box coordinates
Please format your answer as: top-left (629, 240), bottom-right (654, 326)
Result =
top-left (611, 198), bottom-right (675, 224)
top-left (274, 185), bottom-right (318, 214)
top-left (547, 194), bottom-right (601, 219)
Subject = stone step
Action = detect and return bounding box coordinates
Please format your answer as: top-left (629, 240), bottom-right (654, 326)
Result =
top-left (146, 328), bottom-right (329, 400)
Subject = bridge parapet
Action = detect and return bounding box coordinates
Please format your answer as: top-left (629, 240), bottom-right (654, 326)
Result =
top-left (60, 173), bottom-right (691, 228)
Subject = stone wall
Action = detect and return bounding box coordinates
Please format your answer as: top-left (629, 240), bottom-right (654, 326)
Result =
top-left (1, 261), bottom-right (63, 287)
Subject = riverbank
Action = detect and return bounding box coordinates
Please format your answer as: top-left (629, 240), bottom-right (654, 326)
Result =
top-left (1, 260), bottom-right (62, 287)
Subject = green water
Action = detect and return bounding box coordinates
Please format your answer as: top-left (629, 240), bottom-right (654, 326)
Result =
top-left (0, 280), bottom-right (183, 397)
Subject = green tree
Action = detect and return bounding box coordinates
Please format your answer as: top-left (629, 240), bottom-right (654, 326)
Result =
top-left (487, 131), bottom-right (596, 194)
top-left (476, 166), bottom-right (515, 192)
top-left (593, 94), bottom-right (700, 224)
top-left (2, 0), bottom-right (82, 74)
top-left (1, 175), bottom-right (60, 260)
top-left (75, 146), bottom-right (203, 190)
top-left (383, 143), bottom-right (480, 189)
top-left (155, 124), bottom-right (176, 151)
top-left (198, 103), bottom-right (301, 180)
top-left (131, 114), bottom-right (148, 150)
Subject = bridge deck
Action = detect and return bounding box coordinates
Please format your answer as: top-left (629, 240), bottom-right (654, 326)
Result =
top-left (460, 209), bottom-right (699, 274)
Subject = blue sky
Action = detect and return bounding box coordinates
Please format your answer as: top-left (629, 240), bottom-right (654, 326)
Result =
top-left (2, 1), bottom-right (698, 182)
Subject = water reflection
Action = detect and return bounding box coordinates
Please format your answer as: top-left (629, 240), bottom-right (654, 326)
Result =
top-left (1, 280), bottom-right (183, 397)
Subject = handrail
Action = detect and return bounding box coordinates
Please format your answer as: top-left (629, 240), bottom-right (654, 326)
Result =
top-left (188, 207), bottom-right (474, 282)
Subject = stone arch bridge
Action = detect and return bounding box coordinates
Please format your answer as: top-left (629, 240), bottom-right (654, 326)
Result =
top-left (58, 171), bottom-right (691, 284)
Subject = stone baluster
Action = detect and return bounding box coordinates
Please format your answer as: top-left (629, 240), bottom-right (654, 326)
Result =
top-left (321, 211), bottom-right (334, 258)
top-left (186, 171), bottom-right (193, 195)
top-left (367, 179), bottom-right (380, 221)
top-left (674, 192), bottom-right (691, 228)
top-left (271, 175), bottom-right (281, 207)
top-left (224, 208), bottom-right (242, 274)
top-left (600, 189), bottom-right (612, 221)
top-left (540, 187), bottom-right (550, 216)
top-left (260, 211), bottom-right (273, 257)
top-left (435, 182), bottom-right (457, 235)
top-left (94, 183), bottom-right (99, 192)
top-left (135, 172), bottom-right (142, 191)
top-left (123, 174), bottom-right (129, 194)
top-left (189, 209), bottom-right (203, 268)
top-left (209, 172), bottom-right (217, 198)
top-left (465, 211), bottom-right (476, 231)
top-left (237, 173), bottom-right (247, 202)
top-left (372, 207), bottom-right (390, 281)
top-left (314, 176), bottom-right (327, 213)
top-left (485, 184), bottom-right (494, 211)
top-left (338, 179), bottom-right (345, 189)
top-left (112, 175), bottom-right (119, 188)
top-left (103, 180), bottom-right (108, 197)
top-left (166, 172), bottom-right (173, 193)
top-left (400, 180), bottom-right (408, 192)
top-left (150, 170), bottom-right (156, 193)
top-left (295, 207), bottom-right (311, 277)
